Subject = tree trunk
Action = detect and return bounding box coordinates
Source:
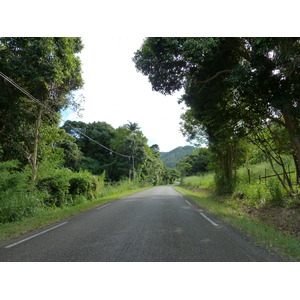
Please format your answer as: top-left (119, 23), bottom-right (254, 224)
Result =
top-left (31, 107), bottom-right (43, 182)
top-left (282, 110), bottom-right (300, 184)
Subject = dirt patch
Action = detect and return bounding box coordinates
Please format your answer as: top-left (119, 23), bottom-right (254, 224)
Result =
top-left (244, 205), bottom-right (300, 239)
top-left (181, 185), bottom-right (300, 240)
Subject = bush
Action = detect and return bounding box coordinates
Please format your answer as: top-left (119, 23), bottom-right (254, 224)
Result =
top-left (36, 168), bottom-right (72, 207)
top-left (0, 160), bottom-right (105, 223)
top-left (0, 160), bottom-right (45, 224)
top-left (267, 178), bottom-right (284, 206)
top-left (0, 160), bottom-right (30, 191)
top-left (68, 171), bottom-right (98, 202)
top-left (0, 189), bottom-right (45, 224)
top-left (36, 168), bottom-right (104, 207)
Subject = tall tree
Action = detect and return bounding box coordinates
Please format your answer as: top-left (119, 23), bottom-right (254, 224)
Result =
top-left (110, 123), bottom-right (147, 181)
top-left (0, 37), bottom-right (84, 180)
top-left (133, 38), bottom-right (245, 192)
top-left (133, 37), bottom-right (300, 190)
top-left (62, 120), bottom-right (116, 176)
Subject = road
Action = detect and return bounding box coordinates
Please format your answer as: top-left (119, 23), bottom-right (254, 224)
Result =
top-left (0, 186), bottom-right (283, 261)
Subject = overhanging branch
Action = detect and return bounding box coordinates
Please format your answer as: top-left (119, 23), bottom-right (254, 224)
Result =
top-left (197, 69), bottom-right (232, 84)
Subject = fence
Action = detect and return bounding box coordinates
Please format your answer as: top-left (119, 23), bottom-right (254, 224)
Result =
top-left (258, 168), bottom-right (295, 184)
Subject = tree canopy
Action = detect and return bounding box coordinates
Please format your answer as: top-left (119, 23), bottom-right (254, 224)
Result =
top-left (133, 37), bottom-right (300, 192)
top-left (0, 37), bottom-right (84, 180)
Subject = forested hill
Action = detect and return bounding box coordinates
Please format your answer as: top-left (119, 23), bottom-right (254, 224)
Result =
top-left (160, 146), bottom-right (195, 169)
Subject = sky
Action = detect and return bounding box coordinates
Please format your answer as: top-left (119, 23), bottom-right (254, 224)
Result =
top-left (63, 36), bottom-right (191, 152)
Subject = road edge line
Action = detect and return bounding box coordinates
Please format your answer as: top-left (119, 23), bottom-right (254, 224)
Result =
top-left (5, 222), bottom-right (68, 249)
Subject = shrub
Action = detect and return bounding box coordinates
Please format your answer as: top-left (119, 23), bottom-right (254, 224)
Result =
top-left (36, 168), bottom-right (104, 207)
top-left (0, 160), bottom-right (105, 223)
top-left (267, 178), bottom-right (284, 206)
top-left (36, 168), bottom-right (72, 207)
top-left (0, 160), bottom-right (45, 224)
top-left (0, 160), bottom-right (30, 191)
top-left (0, 189), bottom-right (45, 224)
top-left (68, 171), bottom-right (98, 202)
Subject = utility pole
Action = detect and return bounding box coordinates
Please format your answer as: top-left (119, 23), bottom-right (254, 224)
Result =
top-left (132, 155), bottom-right (135, 181)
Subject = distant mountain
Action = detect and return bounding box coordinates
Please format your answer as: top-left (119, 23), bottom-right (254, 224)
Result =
top-left (160, 145), bottom-right (196, 169)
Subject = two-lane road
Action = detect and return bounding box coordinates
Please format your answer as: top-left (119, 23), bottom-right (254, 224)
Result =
top-left (0, 186), bottom-right (283, 261)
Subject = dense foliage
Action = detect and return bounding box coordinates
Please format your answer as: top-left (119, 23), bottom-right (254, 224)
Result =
top-left (0, 37), bottom-right (180, 225)
top-left (160, 146), bottom-right (195, 169)
top-left (0, 37), bottom-right (84, 181)
top-left (134, 37), bottom-right (300, 198)
top-left (62, 120), bottom-right (179, 184)
top-left (176, 148), bottom-right (211, 176)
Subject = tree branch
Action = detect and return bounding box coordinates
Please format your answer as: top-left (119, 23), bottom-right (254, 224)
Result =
top-left (197, 69), bottom-right (232, 84)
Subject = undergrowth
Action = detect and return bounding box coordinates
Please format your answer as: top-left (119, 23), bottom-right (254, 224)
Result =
top-left (175, 186), bottom-right (300, 261)
top-left (181, 157), bottom-right (300, 208)
top-left (0, 160), bottom-right (150, 226)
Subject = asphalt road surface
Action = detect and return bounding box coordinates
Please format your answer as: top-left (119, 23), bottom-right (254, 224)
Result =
top-left (0, 186), bottom-right (284, 261)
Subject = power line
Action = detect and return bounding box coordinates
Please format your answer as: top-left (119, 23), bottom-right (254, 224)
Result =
top-left (0, 70), bottom-right (132, 159)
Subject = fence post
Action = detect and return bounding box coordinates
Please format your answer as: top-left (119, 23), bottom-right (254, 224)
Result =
top-left (265, 169), bottom-right (267, 184)
top-left (248, 169), bottom-right (251, 184)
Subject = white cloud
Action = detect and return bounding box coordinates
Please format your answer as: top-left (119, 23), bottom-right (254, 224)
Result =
top-left (68, 36), bottom-right (191, 152)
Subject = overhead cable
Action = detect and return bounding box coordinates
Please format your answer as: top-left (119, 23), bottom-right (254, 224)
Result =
top-left (0, 70), bottom-right (132, 159)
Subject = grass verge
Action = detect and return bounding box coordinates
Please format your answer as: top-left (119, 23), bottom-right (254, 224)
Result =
top-left (175, 185), bottom-right (300, 261)
top-left (0, 186), bottom-right (151, 242)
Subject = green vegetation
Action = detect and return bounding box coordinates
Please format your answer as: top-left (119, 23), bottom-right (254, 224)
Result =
top-left (0, 160), bottom-right (103, 224)
top-left (178, 157), bottom-right (300, 260)
top-left (181, 157), bottom-right (300, 208)
top-left (181, 173), bottom-right (215, 190)
top-left (176, 147), bottom-right (211, 176)
top-left (134, 37), bottom-right (300, 252)
top-left (175, 186), bottom-right (300, 261)
top-left (0, 37), bottom-right (180, 232)
top-left (0, 179), bottom-right (150, 241)
top-left (160, 145), bottom-right (195, 169)
top-left (1, 36), bottom-right (300, 255)
top-left (134, 37), bottom-right (300, 196)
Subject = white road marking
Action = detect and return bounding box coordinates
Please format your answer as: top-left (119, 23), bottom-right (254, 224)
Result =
top-left (5, 222), bottom-right (68, 248)
top-left (185, 200), bottom-right (192, 206)
top-left (97, 203), bottom-right (111, 210)
top-left (200, 213), bottom-right (219, 227)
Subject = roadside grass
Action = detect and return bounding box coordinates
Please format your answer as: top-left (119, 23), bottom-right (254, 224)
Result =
top-left (181, 173), bottom-right (215, 190)
top-left (175, 185), bottom-right (300, 261)
top-left (0, 185), bottom-right (151, 242)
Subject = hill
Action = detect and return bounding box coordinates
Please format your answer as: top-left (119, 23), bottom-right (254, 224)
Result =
top-left (160, 145), bottom-right (195, 169)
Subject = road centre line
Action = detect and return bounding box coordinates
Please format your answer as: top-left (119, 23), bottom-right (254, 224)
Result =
top-left (97, 203), bottom-right (111, 210)
top-left (185, 200), bottom-right (192, 206)
top-left (199, 213), bottom-right (219, 227)
top-left (5, 222), bottom-right (68, 249)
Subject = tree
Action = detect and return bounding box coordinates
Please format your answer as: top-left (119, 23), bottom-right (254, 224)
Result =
top-left (139, 144), bottom-right (167, 185)
top-left (133, 37), bottom-right (300, 192)
top-left (133, 38), bottom-right (246, 192)
top-left (232, 38), bottom-right (300, 184)
top-left (124, 121), bottom-right (140, 131)
top-left (0, 37), bottom-right (84, 180)
top-left (62, 120), bottom-right (116, 176)
top-left (176, 148), bottom-right (210, 176)
top-left (110, 123), bottom-right (147, 181)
